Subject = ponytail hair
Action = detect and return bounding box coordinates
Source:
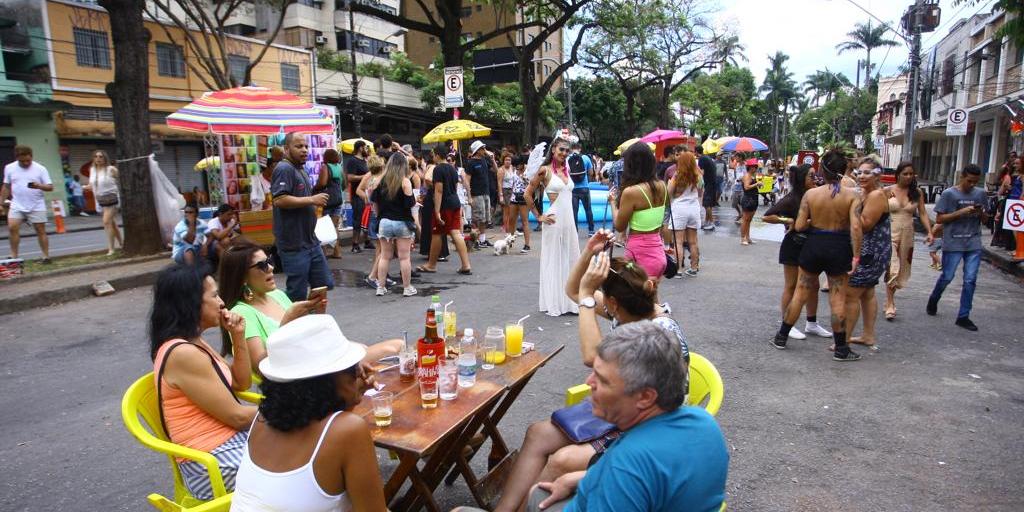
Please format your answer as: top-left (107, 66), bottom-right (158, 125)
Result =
top-left (600, 257), bottom-right (656, 317)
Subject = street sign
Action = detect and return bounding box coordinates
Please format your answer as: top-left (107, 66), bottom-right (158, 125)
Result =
top-left (947, 108), bottom-right (968, 136)
top-left (1003, 199), bottom-right (1024, 232)
top-left (855, 135), bottom-right (865, 149)
top-left (444, 67), bottom-right (464, 108)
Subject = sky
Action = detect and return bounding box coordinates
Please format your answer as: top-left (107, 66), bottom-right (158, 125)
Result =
top-left (715, 0), bottom-right (987, 86)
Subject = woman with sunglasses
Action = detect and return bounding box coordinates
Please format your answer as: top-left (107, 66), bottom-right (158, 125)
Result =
top-left (844, 157), bottom-right (891, 350)
top-left (217, 239), bottom-right (402, 372)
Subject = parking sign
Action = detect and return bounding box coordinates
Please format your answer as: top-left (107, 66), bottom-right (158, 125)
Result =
top-left (444, 67), bottom-right (464, 108)
top-left (947, 109), bottom-right (968, 136)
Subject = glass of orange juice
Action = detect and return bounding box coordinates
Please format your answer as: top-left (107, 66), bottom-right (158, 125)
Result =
top-left (505, 323), bottom-right (523, 358)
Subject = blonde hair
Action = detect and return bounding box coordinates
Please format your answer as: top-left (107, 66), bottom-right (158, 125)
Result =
top-left (380, 152), bottom-right (408, 200)
top-left (367, 155), bottom-right (385, 175)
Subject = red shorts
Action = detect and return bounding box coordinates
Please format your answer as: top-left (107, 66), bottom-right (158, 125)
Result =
top-left (431, 208), bottom-right (462, 235)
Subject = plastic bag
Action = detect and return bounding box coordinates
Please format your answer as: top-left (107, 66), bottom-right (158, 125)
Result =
top-left (149, 155), bottom-right (186, 246)
top-left (315, 214), bottom-right (338, 245)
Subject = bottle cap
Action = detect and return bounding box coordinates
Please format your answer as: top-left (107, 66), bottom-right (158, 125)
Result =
top-left (432, 294), bottom-right (441, 301)
top-left (464, 328), bottom-right (473, 337)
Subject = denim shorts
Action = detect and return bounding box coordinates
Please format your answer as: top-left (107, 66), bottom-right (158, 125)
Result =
top-left (378, 218), bottom-right (415, 239)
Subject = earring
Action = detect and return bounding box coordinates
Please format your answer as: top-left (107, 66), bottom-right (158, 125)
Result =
top-left (242, 284), bottom-right (254, 302)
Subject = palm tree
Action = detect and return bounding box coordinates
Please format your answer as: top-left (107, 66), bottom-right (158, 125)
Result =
top-left (716, 35), bottom-right (747, 70)
top-left (835, 21), bottom-right (900, 88)
top-left (804, 68), bottom-right (852, 106)
top-left (760, 51), bottom-right (798, 157)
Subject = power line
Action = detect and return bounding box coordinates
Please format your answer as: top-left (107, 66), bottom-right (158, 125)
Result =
top-left (838, 0), bottom-right (911, 43)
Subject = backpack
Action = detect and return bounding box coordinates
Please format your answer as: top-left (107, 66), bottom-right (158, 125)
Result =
top-left (567, 153), bottom-right (587, 185)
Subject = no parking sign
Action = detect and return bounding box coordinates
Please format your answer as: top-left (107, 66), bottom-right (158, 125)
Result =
top-left (1003, 199), bottom-right (1024, 232)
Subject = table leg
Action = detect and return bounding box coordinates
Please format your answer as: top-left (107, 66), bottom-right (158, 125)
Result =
top-left (384, 452), bottom-right (418, 504)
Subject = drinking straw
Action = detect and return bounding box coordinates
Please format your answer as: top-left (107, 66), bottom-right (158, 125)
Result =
top-left (517, 315), bottom-right (530, 325)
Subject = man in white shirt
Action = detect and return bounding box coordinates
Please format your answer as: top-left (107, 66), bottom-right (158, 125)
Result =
top-left (1, 145), bottom-right (53, 262)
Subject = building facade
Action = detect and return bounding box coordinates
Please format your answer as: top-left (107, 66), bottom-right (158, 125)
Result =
top-left (882, 7), bottom-right (1023, 187)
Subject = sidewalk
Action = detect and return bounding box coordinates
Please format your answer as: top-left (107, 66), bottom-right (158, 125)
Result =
top-left (0, 213), bottom-right (119, 241)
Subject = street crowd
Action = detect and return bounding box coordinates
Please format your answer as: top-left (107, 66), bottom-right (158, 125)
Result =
top-left (0, 128), bottom-right (998, 512)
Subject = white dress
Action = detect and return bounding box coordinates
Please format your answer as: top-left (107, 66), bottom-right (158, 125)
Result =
top-left (539, 171), bottom-right (580, 316)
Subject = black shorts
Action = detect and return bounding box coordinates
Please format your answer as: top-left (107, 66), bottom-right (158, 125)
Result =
top-left (740, 195), bottom-right (758, 212)
top-left (778, 232), bottom-right (803, 266)
top-left (799, 231), bottom-right (852, 276)
top-left (702, 192), bottom-right (718, 208)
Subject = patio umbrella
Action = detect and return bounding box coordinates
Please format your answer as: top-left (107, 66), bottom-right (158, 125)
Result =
top-left (701, 136), bottom-right (736, 155)
top-left (421, 119), bottom-right (491, 144)
top-left (614, 137), bottom-right (655, 156)
top-left (641, 129), bottom-right (688, 156)
top-left (167, 86), bottom-right (334, 134)
top-left (338, 137), bottom-right (376, 155)
top-left (193, 156), bottom-right (219, 172)
top-left (718, 137), bottom-right (769, 153)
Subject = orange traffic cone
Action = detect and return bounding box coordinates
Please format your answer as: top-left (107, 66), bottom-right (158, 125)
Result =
top-left (1014, 232), bottom-right (1024, 261)
top-left (51, 199), bottom-right (65, 234)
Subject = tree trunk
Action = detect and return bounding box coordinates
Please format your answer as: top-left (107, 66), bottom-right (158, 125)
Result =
top-left (521, 72), bottom-right (542, 145)
top-left (99, 0), bottom-right (163, 255)
top-left (658, 83), bottom-right (672, 128)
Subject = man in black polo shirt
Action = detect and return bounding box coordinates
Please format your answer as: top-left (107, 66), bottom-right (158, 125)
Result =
top-left (272, 132), bottom-right (334, 301)
top-left (345, 140), bottom-right (370, 252)
top-left (696, 146), bottom-right (718, 230)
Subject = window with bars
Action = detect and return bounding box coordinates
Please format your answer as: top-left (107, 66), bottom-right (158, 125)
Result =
top-left (156, 43), bottom-right (185, 78)
top-left (73, 27), bottom-right (110, 68)
top-left (281, 64), bottom-right (300, 92)
top-left (228, 54), bottom-right (249, 85)
top-left (940, 55), bottom-right (955, 96)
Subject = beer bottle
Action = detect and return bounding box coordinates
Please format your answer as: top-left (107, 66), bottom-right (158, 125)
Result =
top-left (417, 307), bottom-right (444, 383)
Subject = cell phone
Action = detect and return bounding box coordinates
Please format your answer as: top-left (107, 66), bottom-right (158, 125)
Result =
top-left (27, 182), bottom-right (36, 189)
top-left (308, 286), bottom-right (328, 313)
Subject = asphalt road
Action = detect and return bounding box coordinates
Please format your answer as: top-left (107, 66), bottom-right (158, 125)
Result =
top-left (1, 204), bottom-right (1022, 511)
top-left (2, 226), bottom-right (112, 259)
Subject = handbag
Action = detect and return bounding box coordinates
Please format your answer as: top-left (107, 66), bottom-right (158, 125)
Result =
top-left (97, 193), bottom-right (119, 207)
top-left (550, 400), bottom-right (617, 444)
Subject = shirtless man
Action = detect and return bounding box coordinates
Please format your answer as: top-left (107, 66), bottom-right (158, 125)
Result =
top-left (772, 149), bottom-right (864, 362)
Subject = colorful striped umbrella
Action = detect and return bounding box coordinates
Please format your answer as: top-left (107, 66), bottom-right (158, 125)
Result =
top-left (701, 137), bottom-right (736, 155)
top-left (718, 137), bottom-right (768, 153)
top-left (167, 86), bottom-right (334, 135)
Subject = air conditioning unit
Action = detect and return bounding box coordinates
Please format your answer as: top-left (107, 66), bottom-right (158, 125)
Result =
top-left (315, 35), bottom-right (329, 45)
top-left (356, 39), bottom-right (371, 48)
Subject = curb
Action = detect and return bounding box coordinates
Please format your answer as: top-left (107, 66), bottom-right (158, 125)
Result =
top-left (0, 267), bottom-right (163, 316)
top-left (981, 247), bottom-right (1024, 279)
top-left (1, 251), bottom-right (170, 285)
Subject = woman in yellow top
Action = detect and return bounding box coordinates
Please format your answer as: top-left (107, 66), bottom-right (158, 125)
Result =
top-left (611, 142), bottom-right (668, 280)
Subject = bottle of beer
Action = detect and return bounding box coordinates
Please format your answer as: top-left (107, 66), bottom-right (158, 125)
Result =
top-left (417, 306), bottom-right (444, 383)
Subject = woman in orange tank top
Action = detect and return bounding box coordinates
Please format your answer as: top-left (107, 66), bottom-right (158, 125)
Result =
top-left (150, 264), bottom-right (257, 500)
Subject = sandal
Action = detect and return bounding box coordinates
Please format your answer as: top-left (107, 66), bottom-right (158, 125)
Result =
top-left (457, 268), bottom-right (473, 275)
top-left (415, 265), bottom-right (436, 273)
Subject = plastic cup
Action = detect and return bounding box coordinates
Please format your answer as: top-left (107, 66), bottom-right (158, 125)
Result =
top-left (398, 349), bottom-right (417, 383)
top-left (439, 363), bottom-right (459, 400)
top-left (505, 323), bottom-right (523, 358)
top-left (481, 343), bottom-right (497, 370)
top-left (419, 379), bottom-right (438, 409)
top-left (372, 391), bottom-right (393, 427)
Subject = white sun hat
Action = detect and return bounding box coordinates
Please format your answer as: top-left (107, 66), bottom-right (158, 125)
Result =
top-left (259, 315), bottom-right (366, 382)
top-left (470, 140), bottom-right (486, 155)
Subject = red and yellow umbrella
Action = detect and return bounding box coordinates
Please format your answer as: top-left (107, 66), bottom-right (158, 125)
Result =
top-left (167, 86), bottom-right (333, 134)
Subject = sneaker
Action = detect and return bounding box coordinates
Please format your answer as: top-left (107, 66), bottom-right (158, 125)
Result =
top-left (955, 317), bottom-right (978, 331)
top-left (79, 212), bottom-right (89, 217)
top-left (804, 322), bottom-right (833, 338)
top-left (364, 241), bottom-right (374, 249)
top-left (520, 244), bottom-right (531, 253)
top-left (375, 287), bottom-right (387, 296)
top-left (770, 335), bottom-right (788, 349)
top-left (385, 276), bottom-right (397, 287)
top-left (701, 224), bottom-right (714, 231)
top-left (926, 298), bottom-right (938, 316)
top-left (516, 230), bottom-right (524, 235)
top-left (482, 240), bottom-right (493, 247)
top-left (587, 231), bottom-right (596, 237)
top-left (403, 286), bottom-right (418, 297)
top-left (685, 268), bottom-right (699, 277)
top-left (788, 327), bottom-right (807, 340)
top-left (365, 276), bottom-right (379, 288)
top-left (832, 349), bottom-right (862, 362)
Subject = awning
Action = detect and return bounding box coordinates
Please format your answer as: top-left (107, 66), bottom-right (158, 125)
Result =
top-left (884, 126), bottom-right (953, 144)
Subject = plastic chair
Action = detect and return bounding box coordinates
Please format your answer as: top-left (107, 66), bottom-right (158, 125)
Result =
top-left (121, 373), bottom-right (232, 510)
top-left (148, 493), bottom-right (232, 512)
top-left (563, 352), bottom-right (724, 416)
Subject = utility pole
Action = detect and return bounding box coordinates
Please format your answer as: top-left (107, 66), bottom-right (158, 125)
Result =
top-left (348, 1), bottom-right (362, 137)
top-left (901, 0), bottom-right (925, 163)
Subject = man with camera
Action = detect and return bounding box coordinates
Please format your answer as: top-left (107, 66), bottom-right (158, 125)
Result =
top-left (1, 145), bottom-right (53, 263)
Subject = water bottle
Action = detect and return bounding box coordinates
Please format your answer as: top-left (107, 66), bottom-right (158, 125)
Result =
top-left (430, 294), bottom-right (444, 336)
top-left (458, 328), bottom-right (477, 388)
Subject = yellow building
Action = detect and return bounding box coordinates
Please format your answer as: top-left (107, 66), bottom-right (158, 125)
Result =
top-left (41, 0), bottom-right (313, 195)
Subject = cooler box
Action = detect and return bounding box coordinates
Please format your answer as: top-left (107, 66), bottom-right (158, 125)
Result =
top-left (342, 203), bottom-right (353, 229)
top-left (198, 207), bottom-right (217, 220)
top-left (0, 258), bottom-right (24, 279)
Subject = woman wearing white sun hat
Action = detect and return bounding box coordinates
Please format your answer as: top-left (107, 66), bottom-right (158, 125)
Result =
top-left (231, 315), bottom-right (387, 512)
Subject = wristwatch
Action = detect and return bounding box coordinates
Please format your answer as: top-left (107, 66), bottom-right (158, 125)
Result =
top-left (579, 296), bottom-right (596, 309)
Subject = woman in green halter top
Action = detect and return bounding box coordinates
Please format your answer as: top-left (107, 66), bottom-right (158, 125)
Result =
top-left (612, 142), bottom-right (668, 280)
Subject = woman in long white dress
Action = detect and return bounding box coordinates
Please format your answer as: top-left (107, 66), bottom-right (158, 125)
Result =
top-left (526, 139), bottom-right (580, 316)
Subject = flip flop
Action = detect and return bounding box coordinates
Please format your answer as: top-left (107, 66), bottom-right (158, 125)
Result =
top-left (415, 266), bottom-right (436, 273)
top-left (457, 268), bottom-right (473, 275)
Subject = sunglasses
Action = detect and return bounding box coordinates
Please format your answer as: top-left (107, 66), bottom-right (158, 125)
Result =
top-left (250, 258), bottom-right (273, 272)
top-left (555, 147), bottom-right (570, 153)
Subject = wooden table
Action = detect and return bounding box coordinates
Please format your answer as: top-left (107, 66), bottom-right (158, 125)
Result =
top-left (353, 345), bottom-right (565, 512)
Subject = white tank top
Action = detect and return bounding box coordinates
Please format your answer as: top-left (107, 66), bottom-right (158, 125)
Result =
top-left (672, 184), bottom-right (701, 208)
top-left (231, 411), bottom-right (352, 512)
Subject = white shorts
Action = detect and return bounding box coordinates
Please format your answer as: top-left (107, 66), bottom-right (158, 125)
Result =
top-left (8, 209), bottom-right (47, 224)
top-left (670, 205), bottom-right (701, 230)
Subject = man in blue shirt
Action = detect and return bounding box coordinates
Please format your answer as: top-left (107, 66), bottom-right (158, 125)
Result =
top-left (458, 321), bottom-right (728, 512)
top-left (171, 205), bottom-right (208, 265)
top-left (568, 142), bottom-right (595, 235)
top-left (927, 164), bottom-right (990, 331)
